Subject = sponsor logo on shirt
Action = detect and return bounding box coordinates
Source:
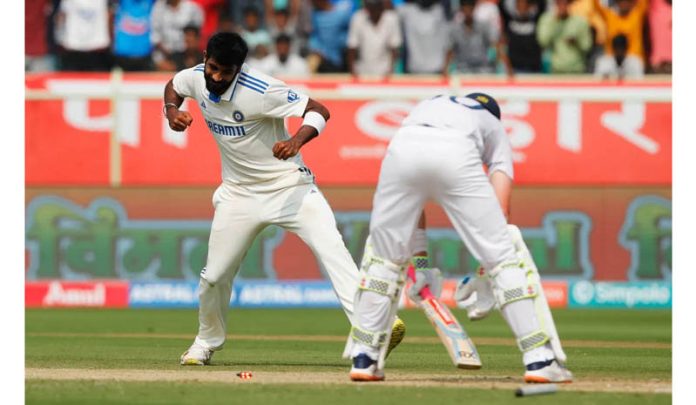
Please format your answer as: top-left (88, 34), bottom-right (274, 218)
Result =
top-left (205, 119), bottom-right (247, 137)
top-left (288, 90), bottom-right (299, 103)
top-left (233, 110), bottom-right (245, 122)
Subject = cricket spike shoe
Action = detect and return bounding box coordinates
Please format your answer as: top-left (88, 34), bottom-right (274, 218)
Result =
top-left (386, 317), bottom-right (406, 359)
top-left (524, 359), bottom-right (573, 383)
top-left (180, 343), bottom-right (214, 366)
top-left (350, 354), bottom-right (385, 382)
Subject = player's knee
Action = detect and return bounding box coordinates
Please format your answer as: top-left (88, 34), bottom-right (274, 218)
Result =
top-left (200, 266), bottom-right (226, 286)
top-left (488, 258), bottom-right (536, 308)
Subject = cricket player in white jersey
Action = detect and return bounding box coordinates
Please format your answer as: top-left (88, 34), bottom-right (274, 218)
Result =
top-left (163, 32), bottom-right (404, 366)
top-left (348, 93), bottom-right (573, 383)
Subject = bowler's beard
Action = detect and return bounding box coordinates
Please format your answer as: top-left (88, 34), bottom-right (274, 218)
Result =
top-left (204, 72), bottom-right (233, 96)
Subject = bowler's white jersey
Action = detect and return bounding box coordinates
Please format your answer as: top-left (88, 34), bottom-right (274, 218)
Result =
top-left (400, 95), bottom-right (514, 179)
top-left (173, 63), bottom-right (314, 191)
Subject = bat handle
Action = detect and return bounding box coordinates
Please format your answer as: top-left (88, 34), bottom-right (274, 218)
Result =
top-left (406, 264), bottom-right (434, 300)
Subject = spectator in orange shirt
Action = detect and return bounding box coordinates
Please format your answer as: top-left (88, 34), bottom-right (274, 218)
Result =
top-left (592, 0), bottom-right (648, 68)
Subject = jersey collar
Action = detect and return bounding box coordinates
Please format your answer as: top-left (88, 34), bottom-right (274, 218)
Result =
top-left (226, 63), bottom-right (249, 102)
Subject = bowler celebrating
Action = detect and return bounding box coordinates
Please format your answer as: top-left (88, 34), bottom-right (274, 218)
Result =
top-left (163, 32), bottom-right (404, 366)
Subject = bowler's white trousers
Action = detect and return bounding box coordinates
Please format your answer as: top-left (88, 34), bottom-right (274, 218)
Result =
top-left (194, 181), bottom-right (359, 350)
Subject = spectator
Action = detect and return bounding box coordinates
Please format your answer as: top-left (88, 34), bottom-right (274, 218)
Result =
top-left (268, 8), bottom-right (301, 55)
top-left (569, 0), bottom-right (607, 46)
top-left (444, 0), bottom-right (511, 75)
top-left (592, 0), bottom-right (648, 65)
top-left (499, 0), bottom-right (547, 73)
top-left (229, 0), bottom-right (266, 27)
top-left (217, 13), bottom-right (237, 32)
top-left (179, 25), bottom-right (205, 69)
top-left (648, 0), bottom-right (671, 74)
top-left (474, 0), bottom-right (502, 27)
top-left (308, 0), bottom-right (354, 73)
top-left (346, 0), bottom-right (402, 79)
top-left (566, 0), bottom-right (607, 71)
top-left (594, 33), bottom-right (643, 79)
top-left (258, 33), bottom-right (310, 76)
top-left (264, 0), bottom-right (302, 29)
top-left (241, 6), bottom-right (273, 62)
top-left (113, 0), bottom-right (157, 72)
top-left (25, 0), bottom-right (55, 72)
top-left (190, 0), bottom-right (226, 48)
top-left (151, 0), bottom-right (204, 71)
top-left (268, 7), bottom-right (296, 38)
top-left (398, 0), bottom-right (450, 75)
top-left (54, 0), bottom-right (113, 71)
top-left (537, 0), bottom-right (592, 73)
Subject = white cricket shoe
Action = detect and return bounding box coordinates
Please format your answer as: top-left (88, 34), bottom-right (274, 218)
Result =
top-left (180, 342), bottom-right (214, 366)
top-left (524, 360), bottom-right (573, 383)
top-left (350, 354), bottom-right (385, 382)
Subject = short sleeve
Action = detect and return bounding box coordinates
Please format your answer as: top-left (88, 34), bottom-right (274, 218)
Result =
top-left (262, 79), bottom-right (310, 119)
top-left (387, 13), bottom-right (403, 48)
top-left (346, 13), bottom-right (360, 48)
top-left (483, 124), bottom-right (514, 179)
top-left (172, 68), bottom-right (198, 99)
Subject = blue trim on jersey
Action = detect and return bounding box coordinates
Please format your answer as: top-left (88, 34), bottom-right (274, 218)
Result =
top-left (449, 96), bottom-right (485, 110)
top-left (239, 72), bottom-right (269, 88)
top-left (229, 82), bottom-right (239, 101)
top-left (237, 78), bottom-right (267, 94)
top-left (208, 92), bottom-right (221, 103)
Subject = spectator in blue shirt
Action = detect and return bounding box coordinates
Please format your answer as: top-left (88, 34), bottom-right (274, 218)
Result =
top-left (113, 0), bottom-right (157, 71)
top-left (308, 0), bottom-right (353, 73)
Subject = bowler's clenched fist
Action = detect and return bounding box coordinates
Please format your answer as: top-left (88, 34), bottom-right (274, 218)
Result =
top-left (273, 138), bottom-right (301, 160)
top-left (167, 110), bottom-right (194, 131)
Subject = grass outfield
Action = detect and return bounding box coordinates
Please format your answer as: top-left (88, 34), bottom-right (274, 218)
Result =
top-left (25, 308), bottom-right (671, 404)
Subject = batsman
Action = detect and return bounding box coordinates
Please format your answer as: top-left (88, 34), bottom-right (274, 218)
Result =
top-left (347, 93), bottom-right (573, 383)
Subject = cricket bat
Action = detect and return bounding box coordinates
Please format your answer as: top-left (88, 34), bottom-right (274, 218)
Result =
top-left (407, 265), bottom-right (482, 369)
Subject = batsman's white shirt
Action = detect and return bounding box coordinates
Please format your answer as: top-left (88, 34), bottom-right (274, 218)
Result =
top-left (172, 64), bottom-right (360, 350)
top-left (173, 63), bottom-right (315, 192)
top-left (369, 95), bottom-right (516, 269)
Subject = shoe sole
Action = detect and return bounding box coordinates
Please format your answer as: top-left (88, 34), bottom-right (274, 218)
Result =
top-left (524, 375), bottom-right (572, 384)
top-left (350, 372), bottom-right (385, 382)
top-left (180, 358), bottom-right (207, 366)
top-left (386, 319), bottom-right (406, 358)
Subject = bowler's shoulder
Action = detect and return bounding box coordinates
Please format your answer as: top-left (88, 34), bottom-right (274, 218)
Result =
top-left (236, 65), bottom-right (283, 96)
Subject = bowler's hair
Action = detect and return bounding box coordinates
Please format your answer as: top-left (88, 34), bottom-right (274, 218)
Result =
top-left (206, 32), bottom-right (248, 67)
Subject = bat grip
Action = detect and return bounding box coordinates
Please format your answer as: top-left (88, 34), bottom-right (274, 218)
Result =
top-left (406, 264), bottom-right (434, 300)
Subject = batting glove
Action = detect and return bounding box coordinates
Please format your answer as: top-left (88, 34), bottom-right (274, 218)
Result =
top-left (408, 267), bottom-right (443, 302)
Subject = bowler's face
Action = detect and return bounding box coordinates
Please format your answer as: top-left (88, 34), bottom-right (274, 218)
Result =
top-left (203, 56), bottom-right (239, 96)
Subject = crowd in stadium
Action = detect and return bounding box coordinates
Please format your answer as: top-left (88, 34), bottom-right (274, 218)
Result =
top-left (25, 0), bottom-right (672, 79)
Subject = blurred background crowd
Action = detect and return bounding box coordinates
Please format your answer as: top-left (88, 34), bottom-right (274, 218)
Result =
top-left (25, 0), bottom-right (672, 79)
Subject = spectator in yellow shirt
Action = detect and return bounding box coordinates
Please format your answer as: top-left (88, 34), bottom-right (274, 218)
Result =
top-left (592, 0), bottom-right (648, 60)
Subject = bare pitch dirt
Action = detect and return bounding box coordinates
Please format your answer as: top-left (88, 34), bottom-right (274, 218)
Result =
top-left (25, 368), bottom-right (671, 395)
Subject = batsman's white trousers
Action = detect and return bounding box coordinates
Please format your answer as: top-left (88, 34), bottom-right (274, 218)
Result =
top-left (194, 182), bottom-right (359, 350)
top-left (360, 126), bottom-right (554, 365)
top-left (369, 125), bottom-right (516, 268)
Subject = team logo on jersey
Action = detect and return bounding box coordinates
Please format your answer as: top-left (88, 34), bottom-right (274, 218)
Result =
top-left (233, 110), bottom-right (245, 122)
top-left (287, 90), bottom-right (299, 103)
